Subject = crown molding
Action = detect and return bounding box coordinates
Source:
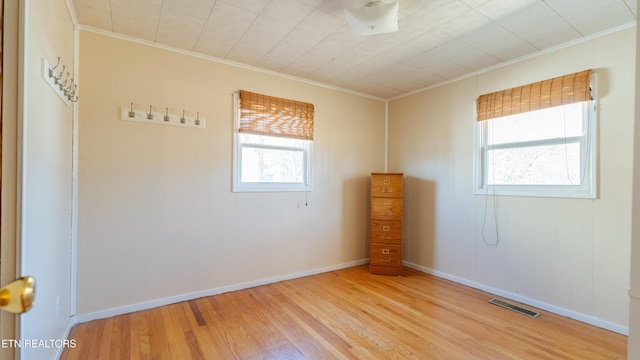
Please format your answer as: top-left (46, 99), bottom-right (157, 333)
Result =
top-left (77, 25), bottom-right (386, 102)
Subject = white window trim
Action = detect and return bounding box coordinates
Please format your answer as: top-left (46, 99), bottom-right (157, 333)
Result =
top-left (232, 93), bottom-right (313, 193)
top-left (473, 99), bottom-right (598, 199)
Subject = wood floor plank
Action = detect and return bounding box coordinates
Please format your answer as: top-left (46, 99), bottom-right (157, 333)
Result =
top-left (61, 265), bottom-right (627, 359)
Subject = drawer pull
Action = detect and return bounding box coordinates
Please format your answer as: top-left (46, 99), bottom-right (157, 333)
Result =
top-left (381, 236), bottom-right (391, 240)
top-left (380, 259), bottom-right (392, 263)
top-left (384, 179), bottom-right (391, 185)
top-left (382, 249), bottom-right (390, 254)
top-left (384, 203), bottom-right (391, 208)
top-left (382, 226), bottom-right (390, 231)
top-left (383, 213), bottom-right (393, 216)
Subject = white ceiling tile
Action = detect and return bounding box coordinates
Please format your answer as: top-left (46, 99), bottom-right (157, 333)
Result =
top-left (156, 10), bottom-right (205, 50)
top-left (318, 0), bottom-right (354, 18)
top-left (412, 0), bottom-right (473, 28)
top-left (459, 0), bottom-right (490, 8)
top-left (353, 44), bottom-right (422, 74)
top-left (623, 0), bottom-right (637, 17)
top-left (408, 30), bottom-right (453, 51)
top-left (256, 29), bottom-right (326, 71)
top-left (300, 0), bottom-right (325, 7)
top-left (296, 9), bottom-right (344, 37)
top-left (192, 36), bottom-right (234, 59)
top-left (283, 51), bottom-right (334, 76)
top-left (227, 16), bottom-right (294, 65)
top-left (497, 2), bottom-right (581, 49)
top-left (396, 0), bottom-right (474, 38)
top-left (225, 46), bottom-right (268, 65)
top-left (73, 3), bottom-right (113, 31)
top-left (111, 0), bottom-right (161, 18)
top-left (414, 71), bottom-right (448, 88)
top-left (163, 0), bottom-right (215, 20)
top-left (111, 13), bottom-right (158, 42)
top-left (309, 29), bottom-right (366, 59)
top-left (73, 0), bottom-right (110, 12)
top-left (261, 0), bottom-right (317, 27)
top-left (399, 0), bottom-right (440, 16)
top-left (430, 40), bottom-right (500, 71)
top-left (436, 9), bottom-right (491, 38)
top-left (404, 51), bottom-right (469, 79)
top-left (458, 23), bottom-right (536, 61)
top-left (545, 0), bottom-right (635, 35)
top-left (474, 0), bottom-right (541, 21)
top-left (218, 0), bottom-right (269, 15)
top-left (192, 3), bottom-right (256, 58)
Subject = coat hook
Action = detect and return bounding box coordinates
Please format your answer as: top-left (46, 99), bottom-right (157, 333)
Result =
top-left (51, 57), bottom-right (61, 71)
top-left (63, 79), bottom-right (73, 96)
top-left (180, 110), bottom-right (186, 124)
top-left (164, 107), bottom-right (170, 122)
top-left (147, 105), bottom-right (153, 120)
top-left (49, 57), bottom-right (61, 78)
top-left (128, 102), bottom-right (135, 118)
top-left (59, 72), bottom-right (70, 91)
top-left (195, 112), bottom-right (200, 126)
top-left (53, 65), bottom-right (66, 84)
top-left (68, 83), bottom-right (77, 99)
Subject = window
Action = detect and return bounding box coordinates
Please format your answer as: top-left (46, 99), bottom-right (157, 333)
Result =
top-left (474, 70), bottom-right (597, 198)
top-left (233, 90), bottom-right (314, 192)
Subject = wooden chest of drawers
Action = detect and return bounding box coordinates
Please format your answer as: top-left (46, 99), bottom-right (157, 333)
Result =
top-left (369, 173), bottom-right (403, 275)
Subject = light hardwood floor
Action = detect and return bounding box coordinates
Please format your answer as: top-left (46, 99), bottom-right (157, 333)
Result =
top-left (62, 265), bottom-right (627, 359)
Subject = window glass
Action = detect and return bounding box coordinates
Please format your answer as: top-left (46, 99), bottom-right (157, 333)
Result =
top-left (233, 95), bottom-right (313, 192)
top-left (239, 134), bottom-right (308, 184)
top-left (475, 101), bottom-right (596, 198)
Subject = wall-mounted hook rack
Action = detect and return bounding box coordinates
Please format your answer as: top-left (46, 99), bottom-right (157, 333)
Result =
top-left (42, 57), bottom-right (78, 104)
top-left (121, 104), bottom-right (205, 129)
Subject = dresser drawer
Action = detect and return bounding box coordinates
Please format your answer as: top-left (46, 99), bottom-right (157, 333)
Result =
top-left (370, 244), bottom-right (402, 267)
top-left (370, 220), bottom-right (402, 244)
top-left (371, 173), bottom-right (403, 198)
top-left (371, 198), bottom-right (402, 220)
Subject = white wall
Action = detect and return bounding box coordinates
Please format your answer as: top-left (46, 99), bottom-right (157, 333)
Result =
top-left (389, 27), bottom-right (635, 333)
top-left (628, 7), bottom-right (640, 358)
top-left (20, 0), bottom-right (76, 359)
top-left (75, 31), bottom-right (386, 318)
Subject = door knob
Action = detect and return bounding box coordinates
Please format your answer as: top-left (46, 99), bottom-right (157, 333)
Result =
top-left (0, 276), bottom-right (35, 314)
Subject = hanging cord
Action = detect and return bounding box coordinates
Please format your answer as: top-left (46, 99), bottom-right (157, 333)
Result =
top-left (563, 106), bottom-right (575, 184)
top-left (563, 101), bottom-right (593, 185)
top-left (481, 121), bottom-right (499, 247)
top-left (580, 101), bottom-right (594, 183)
top-left (305, 174), bottom-right (310, 206)
top-left (481, 174), bottom-right (500, 247)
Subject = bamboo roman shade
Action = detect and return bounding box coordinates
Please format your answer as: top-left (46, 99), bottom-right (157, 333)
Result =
top-left (476, 70), bottom-right (592, 121)
top-left (239, 90), bottom-right (315, 140)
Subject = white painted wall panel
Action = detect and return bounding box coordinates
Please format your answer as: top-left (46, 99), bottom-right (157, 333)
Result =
top-left (20, 0), bottom-right (76, 359)
top-left (76, 31), bottom-right (385, 316)
top-left (627, 5), bottom-right (640, 356)
top-left (389, 27), bottom-right (635, 332)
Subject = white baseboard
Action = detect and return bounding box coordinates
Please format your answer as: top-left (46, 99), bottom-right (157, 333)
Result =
top-left (75, 259), bottom-right (368, 324)
top-left (403, 261), bottom-right (629, 336)
top-left (54, 316), bottom-right (77, 360)
top-left (74, 259), bottom-right (628, 336)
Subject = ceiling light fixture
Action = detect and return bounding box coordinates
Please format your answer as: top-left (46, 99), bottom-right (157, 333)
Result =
top-left (345, 1), bottom-right (399, 36)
